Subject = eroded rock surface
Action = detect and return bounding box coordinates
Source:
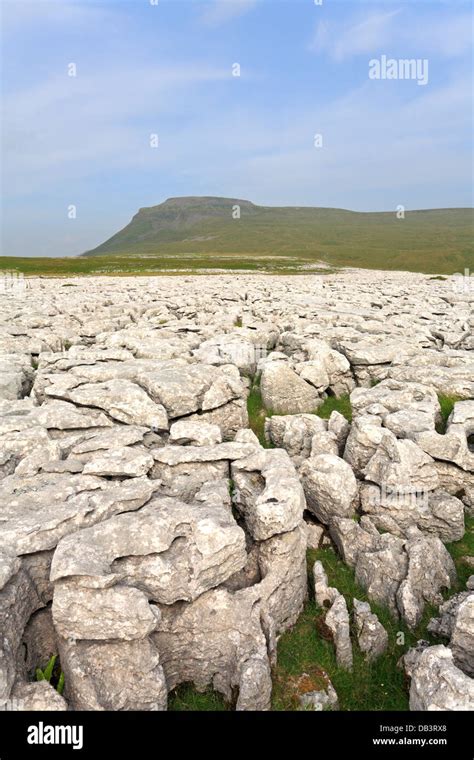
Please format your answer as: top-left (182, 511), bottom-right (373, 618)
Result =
top-left (1, 270), bottom-right (472, 712)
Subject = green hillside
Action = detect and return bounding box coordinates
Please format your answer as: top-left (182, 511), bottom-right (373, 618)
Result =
top-left (2, 197), bottom-right (473, 275)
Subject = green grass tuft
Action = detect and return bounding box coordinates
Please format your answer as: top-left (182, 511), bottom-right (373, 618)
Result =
top-left (168, 683), bottom-right (229, 711)
top-left (436, 394), bottom-right (462, 433)
top-left (35, 654), bottom-right (65, 695)
top-left (246, 375), bottom-right (275, 447)
top-left (445, 515), bottom-right (474, 590)
top-left (314, 394), bottom-right (352, 422)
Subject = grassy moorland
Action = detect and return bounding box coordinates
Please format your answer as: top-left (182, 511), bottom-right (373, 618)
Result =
top-left (2, 198), bottom-right (473, 276)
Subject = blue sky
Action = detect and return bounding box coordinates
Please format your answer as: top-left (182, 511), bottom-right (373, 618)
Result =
top-left (1, 0), bottom-right (473, 257)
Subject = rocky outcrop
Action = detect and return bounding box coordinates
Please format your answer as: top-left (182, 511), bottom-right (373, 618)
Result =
top-left (330, 519), bottom-right (456, 628)
top-left (1, 270), bottom-right (472, 712)
top-left (353, 598), bottom-right (388, 662)
top-left (404, 645), bottom-right (474, 711)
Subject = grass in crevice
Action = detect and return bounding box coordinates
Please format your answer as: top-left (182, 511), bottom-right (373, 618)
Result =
top-left (246, 374), bottom-right (274, 447)
top-left (446, 515), bottom-right (474, 591)
top-left (272, 546), bottom-right (440, 712)
top-left (163, 523), bottom-right (474, 712)
top-left (168, 683), bottom-right (230, 711)
top-left (35, 654), bottom-right (65, 695)
top-left (436, 393), bottom-right (462, 433)
top-left (314, 394), bottom-right (352, 422)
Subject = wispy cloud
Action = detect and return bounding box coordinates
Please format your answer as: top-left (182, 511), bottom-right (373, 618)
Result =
top-left (311, 10), bottom-right (401, 61)
top-left (310, 8), bottom-right (473, 60)
top-left (3, 64), bottom-right (230, 195)
top-left (1, 0), bottom-right (118, 30)
top-left (200, 0), bottom-right (258, 27)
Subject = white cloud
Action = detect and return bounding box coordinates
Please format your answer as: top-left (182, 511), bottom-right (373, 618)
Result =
top-left (1, 0), bottom-right (118, 30)
top-left (311, 10), bottom-right (401, 61)
top-left (310, 8), bottom-right (473, 60)
top-left (200, 0), bottom-right (258, 27)
top-left (2, 64), bottom-right (230, 195)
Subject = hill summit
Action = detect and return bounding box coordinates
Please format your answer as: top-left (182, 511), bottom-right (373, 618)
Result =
top-left (82, 196), bottom-right (473, 275)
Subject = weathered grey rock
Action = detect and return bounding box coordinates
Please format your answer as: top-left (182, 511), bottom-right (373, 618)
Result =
top-left (264, 414), bottom-right (326, 459)
top-left (192, 332), bottom-right (274, 375)
top-left (427, 592), bottom-right (470, 639)
top-left (51, 498), bottom-right (247, 605)
top-left (58, 637), bottom-right (167, 711)
top-left (389, 350), bottom-right (474, 397)
top-left (336, 340), bottom-right (402, 369)
top-left (355, 534), bottom-right (408, 619)
top-left (396, 528), bottom-right (456, 630)
top-left (300, 454), bottom-right (358, 525)
top-left (82, 446), bottom-right (154, 477)
top-left (0, 473), bottom-right (157, 555)
top-left (141, 361), bottom-right (245, 418)
top-left (185, 398), bottom-right (249, 441)
top-left (20, 551), bottom-right (55, 605)
top-left (257, 524), bottom-right (307, 633)
top-left (52, 584), bottom-right (160, 641)
top-left (0, 355), bottom-right (34, 400)
top-left (294, 359), bottom-right (329, 392)
top-left (353, 598), bottom-right (388, 662)
top-left (328, 410), bottom-right (350, 454)
top-left (360, 483), bottom-right (465, 542)
top-left (309, 430), bottom-right (339, 458)
top-left (407, 645), bottom-right (474, 710)
top-left (298, 679), bottom-right (339, 711)
top-left (46, 378), bottom-right (169, 430)
top-left (9, 680), bottom-right (67, 711)
top-left (260, 363), bottom-right (321, 414)
top-left (450, 595), bottom-right (474, 677)
top-left (325, 594), bottom-right (353, 671)
top-left (150, 442), bottom-right (256, 500)
top-left (231, 448), bottom-right (305, 540)
top-left (298, 338), bottom-right (354, 395)
top-left (169, 420), bottom-right (222, 446)
top-left (153, 587), bottom-right (272, 707)
top-left (330, 518), bottom-right (455, 627)
top-left (329, 516), bottom-right (381, 568)
top-left (364, 432), bottom-right (439, 492)
top-left (313, 560), bottom-right (337, 607)
top-left (194, 477), bottom-right (233, 508)
top-left (34, 399), bottom-right (114, 430)
top-left (305, 521), bottom-right (324, 549)
top-left (415, 427), bottom-right (474, 473)
top-left (234, 428), bottom-right (260, 446)
top-left (152, 442), bottom-right (255, 466)
top-left (343, 415), bottom-right (384, 477)
top-left (350, 380), bottom-right (439, 429)
top-left (18, 607), bottom-right (58, 680)
top-left (235, 655), bottom-right (273, 711)
top-left (150, 521), bottom-right (305, 710)
top-left (433, 461), bottom-right (473, 510)
top-left (70, 425), bottom-right (148, 456)
top-left (0, 561), bottom-right (42, 708)
top-left (3, 269), bottom-right (473, 712)
top-left (383, 409), bottom-right (438, 438)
